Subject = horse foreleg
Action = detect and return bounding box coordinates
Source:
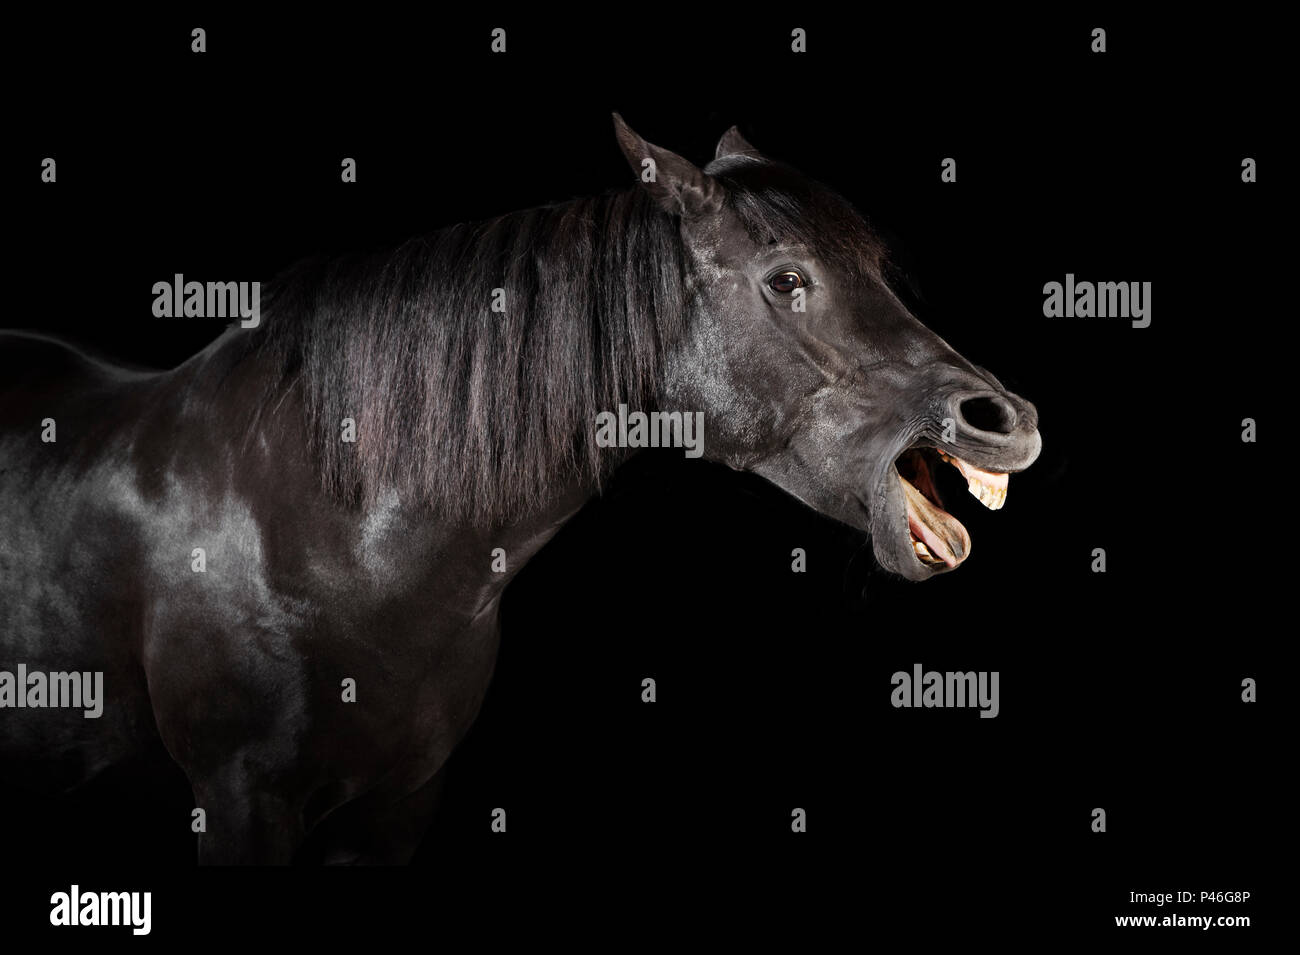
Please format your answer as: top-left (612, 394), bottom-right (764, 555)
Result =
top-left (192, 770), bottom-right (305, 865)
top-left (309, 769), bottom-right (448, 865)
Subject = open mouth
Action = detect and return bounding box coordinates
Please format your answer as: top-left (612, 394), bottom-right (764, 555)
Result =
top-left (894, 448), bottom-right (1010, 569)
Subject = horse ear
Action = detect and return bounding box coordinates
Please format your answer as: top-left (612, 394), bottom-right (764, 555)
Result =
top-left (612, 113), bottom-right (722, 218)
top-left (715, 125), bottom-right (761, 160)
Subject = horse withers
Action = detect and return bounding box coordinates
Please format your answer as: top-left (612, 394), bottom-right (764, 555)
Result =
top-left (0, 117), bottom-right (1040, 863)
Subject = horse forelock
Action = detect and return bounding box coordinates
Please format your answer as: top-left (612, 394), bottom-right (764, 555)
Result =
top-left (709, 158), bottom-right (888, 282)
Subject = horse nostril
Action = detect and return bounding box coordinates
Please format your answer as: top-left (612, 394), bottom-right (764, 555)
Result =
top-left (959, 395), bottom-right (1017, 435)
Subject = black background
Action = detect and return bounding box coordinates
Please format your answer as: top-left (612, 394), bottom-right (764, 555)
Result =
top-left (4, 9), bottom-right (1281, 944)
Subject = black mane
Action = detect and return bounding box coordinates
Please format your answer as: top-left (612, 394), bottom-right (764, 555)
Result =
top-left (256, 186), bottom-right (688, 523)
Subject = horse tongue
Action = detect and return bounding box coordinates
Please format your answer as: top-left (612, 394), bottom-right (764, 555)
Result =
top-left (898, 474), bottom-right (971, 568)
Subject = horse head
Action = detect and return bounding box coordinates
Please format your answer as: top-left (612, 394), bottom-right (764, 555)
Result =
top-left (615, 115), bottom-right (1041, 581)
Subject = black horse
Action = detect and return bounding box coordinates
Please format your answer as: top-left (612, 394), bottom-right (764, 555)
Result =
top-left (0, 117), bottom-right (1040, 863)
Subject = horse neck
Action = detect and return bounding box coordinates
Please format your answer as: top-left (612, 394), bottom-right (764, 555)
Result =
top-left (171, 328), bottom-right (615, 602)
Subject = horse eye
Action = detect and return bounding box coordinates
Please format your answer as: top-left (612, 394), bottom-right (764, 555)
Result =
top-left (769, 270), bottom-right (805, 294)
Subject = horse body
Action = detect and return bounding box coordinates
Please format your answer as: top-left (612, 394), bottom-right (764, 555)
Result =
top-left (0, 330), bottom-right (581, 862)
top-left (0, 118), bottom-right (1041, 862)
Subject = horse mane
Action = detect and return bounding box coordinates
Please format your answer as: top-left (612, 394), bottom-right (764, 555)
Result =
top-left (249, 155), bottom-right (884, 523)
top-left (253, 186), bottom-right (689, 523)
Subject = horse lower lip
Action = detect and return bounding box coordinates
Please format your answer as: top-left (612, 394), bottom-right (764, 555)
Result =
top-left (898, 471), bottom-right (969, 568)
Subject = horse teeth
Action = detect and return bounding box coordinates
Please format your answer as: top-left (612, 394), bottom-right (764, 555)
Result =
top-left (912, 539), bottom-right (943, 564)
top-left (966, 479), bottom-right (1007, 511)
top-left (941, 455), bottom-right (1007, 511)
